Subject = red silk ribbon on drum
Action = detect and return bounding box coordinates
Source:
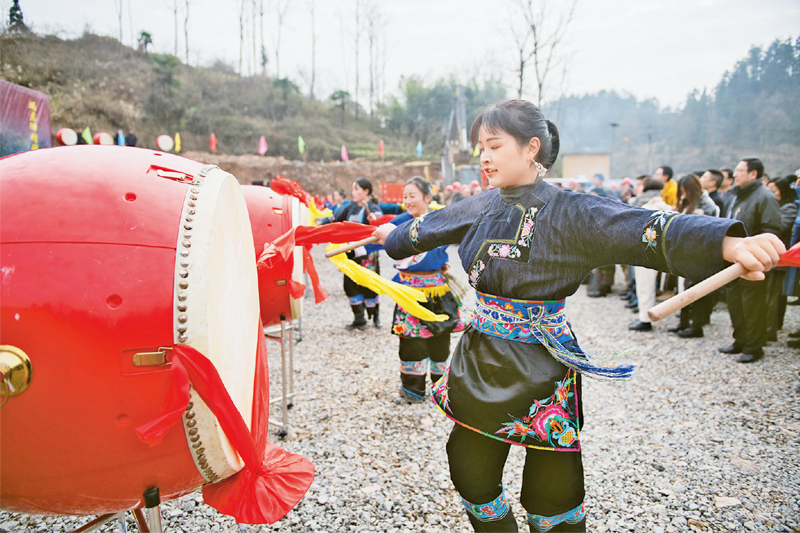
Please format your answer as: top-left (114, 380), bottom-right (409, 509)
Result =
top-left (270, 175), bottom-right (310, 207)
top-left (134, 328), bottom-right (314, 524)
top-left (258, 221), bottom-right (375, 304)
top-left (258, 221), bottom-right (376, 268)
top-left (302, 246), bottom-right (328, 303)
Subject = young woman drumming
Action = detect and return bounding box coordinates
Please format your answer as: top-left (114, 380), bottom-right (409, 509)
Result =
top-left (389, 176), bottom-right (464, 403)
top-left (373, 100), bottom-right (784, 532)
top-left (324, 177), bottom-right (383, 329)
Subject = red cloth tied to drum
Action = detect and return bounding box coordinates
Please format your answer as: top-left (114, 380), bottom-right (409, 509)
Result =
top-left (258, 221), bottom-right (378, 304)
top-left (270, 175), bottom-right (311, 207)
top-left (135, 321), bottom-right (314, 524)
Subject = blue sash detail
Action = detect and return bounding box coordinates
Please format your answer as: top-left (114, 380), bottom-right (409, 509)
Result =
top-left (473, 292), bottom-right (636, 381)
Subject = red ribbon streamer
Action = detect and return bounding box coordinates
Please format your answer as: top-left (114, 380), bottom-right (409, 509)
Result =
top-left (370, 214), bottom-right (397, 226)
top-left (303, 246), bottom-right (328, 304)
top-left (258, 222), bottom-right (376, 268)
top-left (778, 242), bottom-right (800, 267)
top-left (270, 175), bottom-right (310, 207)
top-left (134, 325), bottom-right (314, 524)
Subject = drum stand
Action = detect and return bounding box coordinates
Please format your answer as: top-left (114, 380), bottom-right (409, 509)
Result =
top-left (265, 315), bottom-right (297, 439)
top-left (69, 488), bottom-right (162, 533)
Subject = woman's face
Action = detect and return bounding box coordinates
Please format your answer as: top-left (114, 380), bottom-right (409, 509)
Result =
top-left (403, 183), bottom-right (431, 218)
top-left (352, 182), bottom-right (368, 204)
top-left (333, 191), bottom-right (344, 204)
top-left (768, 182), bottom-right (781, 201)
top-left (478, 126), bottom-right (539, 188)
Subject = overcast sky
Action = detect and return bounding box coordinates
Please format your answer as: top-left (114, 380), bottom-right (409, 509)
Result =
top-left (9, 0), bottom-right (800, 108)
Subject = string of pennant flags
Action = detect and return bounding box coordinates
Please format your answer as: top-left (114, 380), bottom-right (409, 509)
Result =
top-left (54, 129), bottom-right (481, 162)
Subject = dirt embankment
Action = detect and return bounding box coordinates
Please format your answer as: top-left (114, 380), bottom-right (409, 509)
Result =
top-left (183, 152), bottom-right (441, 199)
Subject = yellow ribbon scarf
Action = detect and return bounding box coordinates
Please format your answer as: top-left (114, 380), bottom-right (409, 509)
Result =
top-left (326, 244), bottom-right (447, 322)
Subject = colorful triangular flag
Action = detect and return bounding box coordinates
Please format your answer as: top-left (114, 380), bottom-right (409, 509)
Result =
top-left (379, 139), bottom-right (384, 158)
top-left (341, 145), bottom-right (349, 162)
top-left (210, 133), bottom-right (218, 153)
top-left (82, 127), bottom-right (94, 145)
top-left (174, 133), bottom-right (181, 153)
top-left (473, 144), bottom-right (480, 157)
top-left (416, 141), bottom-right (423, 158)
top-left (258, 135), bottom-right (268, 155)
top-left (117, 130), bottom-right (126, 146)
top-left (298, 135), bottom-right (305, 154)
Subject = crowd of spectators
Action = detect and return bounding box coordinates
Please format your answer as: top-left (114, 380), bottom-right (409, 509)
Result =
top-left (580, 160), bottom-right (800, 364)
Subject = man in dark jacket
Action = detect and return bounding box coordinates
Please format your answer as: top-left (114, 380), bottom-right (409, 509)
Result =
top-left (720, 158), bottom-right (782, 362)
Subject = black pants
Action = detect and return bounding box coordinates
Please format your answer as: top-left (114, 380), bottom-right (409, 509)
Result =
top-left (399, 335), bottom-right (450, 398)
top-left (727, 277), bottom-right (769, 355)
top-left (447, 424), bottom-right (586, 532)
top-left (766, 270), bottom-right (787, 338)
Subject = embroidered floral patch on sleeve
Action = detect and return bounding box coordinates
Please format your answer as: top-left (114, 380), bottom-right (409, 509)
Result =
top-left (409, 214), bottom-right (427, 251)
top-left (486, 207), bottom-right (538, 260)
top-left (642, 210), bottom-right (678, 257)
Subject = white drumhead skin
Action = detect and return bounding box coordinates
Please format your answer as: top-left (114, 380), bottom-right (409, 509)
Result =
top-left (175, 167), bottom-right (259, 481)
top-left (157, 135), bottom-right (175, 152)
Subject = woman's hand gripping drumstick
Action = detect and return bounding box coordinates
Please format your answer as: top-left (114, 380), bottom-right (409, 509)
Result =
top-left (648, 233), bottom-right (785, 322)
top-left (372, 223), bottom-right (396, 246)
top-left (324, 236), bottom-right (380, 258)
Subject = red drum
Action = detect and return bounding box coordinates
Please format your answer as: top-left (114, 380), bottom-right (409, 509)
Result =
top-left (0, 146), bottom-right (260, 515)
top-left (241, 185), bottom-right (308, 327)
top-left (93, 131), bottom-right (114, 145)
top-left (55, 127), bottom-right (77, 146)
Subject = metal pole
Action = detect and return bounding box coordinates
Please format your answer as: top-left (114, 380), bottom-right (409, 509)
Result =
top-left (143, 487), bottom-right (162, 533)
top-left (132, 509), bottom-right (151, 533)
top-left (279, 315), bottom-right (288, 437)
top-left (71, 513), bottom-right (124, 533)
top-left (287, 321), bottom-right (294, 409)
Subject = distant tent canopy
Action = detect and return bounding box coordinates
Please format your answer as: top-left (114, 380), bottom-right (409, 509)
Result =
top-left (0, 80), bottom-right (52, 157)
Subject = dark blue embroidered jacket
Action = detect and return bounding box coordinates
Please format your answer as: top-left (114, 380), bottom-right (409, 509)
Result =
top-left (385, 181), bottom-right (745, 301)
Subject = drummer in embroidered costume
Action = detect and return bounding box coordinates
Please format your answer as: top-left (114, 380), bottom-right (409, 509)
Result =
top-left (319, 177), bottom-right (383, 329)
top-left (390, 177), bottom-right (465, 403)
top-left (373, 99), bottom-right (782, 532)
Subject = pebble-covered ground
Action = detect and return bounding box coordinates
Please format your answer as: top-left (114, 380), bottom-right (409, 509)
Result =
top-left (3, 244), bottom-right (799, 533)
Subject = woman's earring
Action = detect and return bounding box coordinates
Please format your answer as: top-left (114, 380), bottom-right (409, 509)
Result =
top-left (532, 158), bottom-right (547, 177)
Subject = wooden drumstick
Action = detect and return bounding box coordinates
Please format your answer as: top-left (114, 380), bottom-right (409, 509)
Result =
top-left (648, 263), bottom-right (747, 322)
top-left (324, 236), bottom-right (380, 258)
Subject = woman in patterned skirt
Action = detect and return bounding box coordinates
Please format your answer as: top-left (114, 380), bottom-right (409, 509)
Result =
top-left (373, 100), bottom-right (784, 532)
top-left (389, 176), bottom-right (465, 403)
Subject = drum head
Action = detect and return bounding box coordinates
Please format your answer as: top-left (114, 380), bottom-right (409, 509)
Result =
top-left (177, 169), bottom-right (259, 480)
top-left (157, 135), bottom-right (175, 152)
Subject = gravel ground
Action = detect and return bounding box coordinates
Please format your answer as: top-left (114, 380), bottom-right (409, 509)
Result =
top-left (4, 246), bottom-right (800, 533)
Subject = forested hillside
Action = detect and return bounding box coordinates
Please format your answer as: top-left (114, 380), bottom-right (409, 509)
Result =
top-left (2, 31), bottom-right (798, 176)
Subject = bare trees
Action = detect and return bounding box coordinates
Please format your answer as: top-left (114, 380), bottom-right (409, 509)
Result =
top-left (271, 0), bottom-right (293, 78)
top-left (508, 0), bottom-right (577, 106)
top-left (307, 0), bottom-right (317, 98)
top-left (184, 0), bottom-right (189, 64)
top-left (365, 0), bottom-right (386, 118)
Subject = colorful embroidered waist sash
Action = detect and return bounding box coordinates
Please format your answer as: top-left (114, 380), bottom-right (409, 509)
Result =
top-left (472, 292), bottom-right (635, 381)
top-left (397, 269), bottom-right (447, 287)
top-left (397, 269), bottom-right (450, 298)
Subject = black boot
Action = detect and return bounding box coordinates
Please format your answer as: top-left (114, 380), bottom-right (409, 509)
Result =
top-left (346, 303), bottom-right (368, 329)
top-left (371, 303), bottom-right (382, 328)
